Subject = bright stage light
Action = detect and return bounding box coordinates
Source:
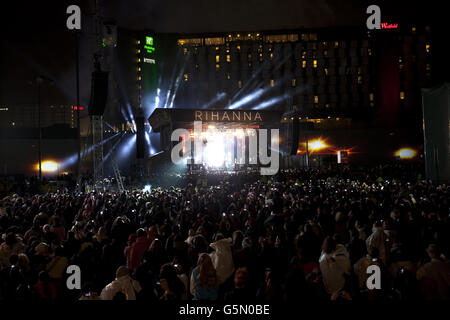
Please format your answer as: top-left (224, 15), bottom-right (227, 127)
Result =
top-left (143, 184), bottom-right (152, 193)
top-left (205, 133), bottom-right (225, 167)
top-left (395, 148), bottom-right (417, 159)
top-left (234, 129), bottom-right (245, 138)
top-left (307, 138), bottom-right (328, 152)
top-left (36, 160), bottom-right (59, 172)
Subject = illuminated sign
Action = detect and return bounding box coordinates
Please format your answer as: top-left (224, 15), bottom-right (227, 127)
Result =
top-left (144, 36), bottom-right (155, 54)
top-left (144, 57), bottom-right (156, 64)
top-left (381, 23), bottom-right (398, 29)
top-left (194, 110), bottom-right (263, 122)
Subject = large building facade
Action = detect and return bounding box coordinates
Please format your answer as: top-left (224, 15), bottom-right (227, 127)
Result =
top-left (114, 24), bottom-right (434, 166)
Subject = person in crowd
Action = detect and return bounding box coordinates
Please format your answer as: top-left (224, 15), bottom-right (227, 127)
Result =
top-left (0, 233), bottom-right (26, 269)
top-left (190, 253), bottom-right (219, 300)
top-left (100, 266), bottom-right (142, 300)
top-left (159, 263), bottom-right (187, 300)
top-left (416, 244), bottom-right (450, 300)
top-left (209, 236), bottom-right (234, 286)
top-left (319, 236), bottom-right (352, 298)
top-left (224, 267), bottom-right (253, 301)
top-left (34, 270), bottom-right (57, 300)
top-left (128, 228), bottom-right (151, 271)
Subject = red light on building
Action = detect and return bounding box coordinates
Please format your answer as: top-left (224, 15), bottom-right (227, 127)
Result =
top-left (381, 23), bottom-right (398, 29)
top-left (73, 106), bottom-right (84, 110)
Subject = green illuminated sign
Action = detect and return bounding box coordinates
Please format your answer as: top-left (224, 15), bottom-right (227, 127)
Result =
top-left (144, 36), bottom-right (155, 53)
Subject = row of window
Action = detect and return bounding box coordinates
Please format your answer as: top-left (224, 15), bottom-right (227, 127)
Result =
top-left (177, 33), bottom-right (317, 46)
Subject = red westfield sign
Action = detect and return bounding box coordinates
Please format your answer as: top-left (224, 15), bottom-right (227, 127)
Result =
top-left (381, 23), bottom-right (398, 29)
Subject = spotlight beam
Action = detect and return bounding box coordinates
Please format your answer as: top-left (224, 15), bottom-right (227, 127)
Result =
top-left (251, 85), bottom-right (310, 110)
top-left (202, 92), bottom-right (227, 109)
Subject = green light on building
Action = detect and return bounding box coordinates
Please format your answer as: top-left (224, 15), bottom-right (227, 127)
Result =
top-left (144, 36), bottom-right (155, 53)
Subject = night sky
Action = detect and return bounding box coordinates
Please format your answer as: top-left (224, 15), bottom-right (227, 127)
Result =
top-left (0, 0), bottom-right (447, 109)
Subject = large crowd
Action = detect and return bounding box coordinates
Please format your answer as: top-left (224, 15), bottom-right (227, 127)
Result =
top-left (0, 164), bottom-right (449, 301)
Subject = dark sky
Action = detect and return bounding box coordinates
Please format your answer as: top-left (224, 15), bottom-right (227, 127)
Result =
top-left (0, 0), bottom-right (446, 109)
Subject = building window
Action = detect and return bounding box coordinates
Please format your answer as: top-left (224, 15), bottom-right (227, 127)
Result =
top-left (291, 78), bottom-right (296, 87)
top-left (137, 49), bottom-right (140, 54)
top-left (216, 55), bottom-right (220, 63)
top-left (357, 76), bottom-right (362, 84)
top-left (177, 38), bottom-right (202, 46)
top-left (412, 27), bottom-right (416, 34)
top-left (302, 60), bottom-right (306, 68)
top-left (226, 55), bottom-right (231, 62)
top-left (183, 48), bottom-right (187, 55)
top-left (259, 53), bottom-right (263, 61)
top-left (216, 64), bottom-right (220, 71)
top-left (426, 44), bottom-right (430, 53)
top-left (237, 45), bottom-right (241, 51)
top-left (227, 73), bottom-right (231, 80)
top-left (215, 46), bottom-right (220, 51)
top-left (324, 50), bottom-right (328, 56)
top-left (270, 79), bottom-right (275, 87)
top-left (334, 41), bottom-right (339, 48)
top-left (270, 52), bottom-right (274, 60)
top-left (368, 48), bottom-right (372, 56)
top-left (238, 80), bottom-right (242, 88)
top-left (400, 92), bottom-right (405, 100)
top-left (184, 74), bottom-right (188, 81)
top-left (204, 37), bottom-right (225, 46)
top-left (314, 96), bottom-right (319, 104)
top-left (369, 93), bottom-right (374, 101)
top-left (324, 68), bottom-right (328, 76)
top-left (247, 53), bottom-right (252, 61)
top-left (313, 60), bottom-right (317, 68)
top-left (426, 63), bottom-right (431, 71)
top-left (325, 103), bottom-right (330, 108)
top-left (138, 76), bottom-right (142, 81)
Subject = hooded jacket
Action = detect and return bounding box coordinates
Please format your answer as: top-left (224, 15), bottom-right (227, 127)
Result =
top-left (319, 244), bottom-right (351, 294)
top-left (100, 274), bottom-right (142, 300)
top-left (366, 227), bottom-right (388, 264)
top-left (209, 238), bottom-right (234, 285)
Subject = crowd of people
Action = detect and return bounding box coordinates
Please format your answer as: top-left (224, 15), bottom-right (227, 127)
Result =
top-left (0, 164), bottom-right (449, 301)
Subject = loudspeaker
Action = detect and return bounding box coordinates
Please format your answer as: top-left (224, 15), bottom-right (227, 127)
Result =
top-left (88, 71), bottom-right (109, 116)
top-left (136, 113), bottom-right (146, 159)
top-left (290, 117), bottom-right (299, 155)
